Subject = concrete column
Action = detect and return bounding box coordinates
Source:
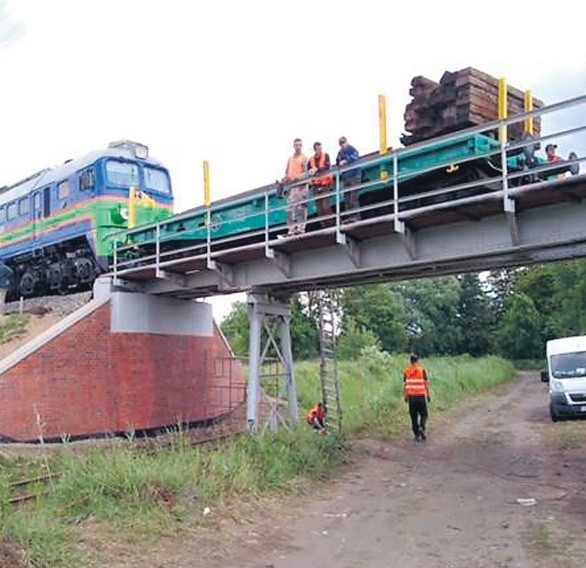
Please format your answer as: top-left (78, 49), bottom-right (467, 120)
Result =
top-left (246, 303), bottom-right (262, 430)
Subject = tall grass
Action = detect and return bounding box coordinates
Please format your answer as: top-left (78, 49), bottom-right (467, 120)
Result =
top-left (296, 350), bottom-right (515, 437)
top-left (0, 430), bottom-right (342, 567)
top-left (0, 352), bottom-right (513, 566)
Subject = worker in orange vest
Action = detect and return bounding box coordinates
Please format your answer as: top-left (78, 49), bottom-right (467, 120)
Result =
top-left (402, 354), bottom-right (430, 442)
top-left (280, 138), bottom-right (309, 236)
top-left (308, 142), bottom-right (333, 227)
top-left (306, 401), bottom-right (326, 432)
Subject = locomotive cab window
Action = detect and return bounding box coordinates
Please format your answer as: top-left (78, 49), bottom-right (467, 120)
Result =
top-left (144, 166), bottom-right (171, 194)
top-left (7, 202), bottom-right (17, 221)
top-left (0, 207), bottom-right (5, 224)
top-left (80, 168), bottom-right (95, 190)
top-left (106, 160), bottom-right (139, 187)
top-left (18, 198), bottom-right (29, 216)
top-left (57, 180), bottom-right (70, 200)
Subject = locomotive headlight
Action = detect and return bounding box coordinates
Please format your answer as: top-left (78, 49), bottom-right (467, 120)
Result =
top-left (134, 144), bottom-right (149, 160)
top-left (120, 207), bottom-right (129, 220)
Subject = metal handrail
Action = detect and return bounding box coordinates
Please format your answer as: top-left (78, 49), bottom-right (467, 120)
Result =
top-left (111, 94), bottom-right (586, 275)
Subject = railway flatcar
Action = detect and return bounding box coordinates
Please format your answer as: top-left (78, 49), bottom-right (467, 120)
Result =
top-left (0, 140), bottom-right (173, 299)
top-left (118, 130), bottom-right (579, 264)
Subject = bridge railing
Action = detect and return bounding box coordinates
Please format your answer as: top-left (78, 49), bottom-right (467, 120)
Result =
top-left (112, 93), bottom-right (586, 279)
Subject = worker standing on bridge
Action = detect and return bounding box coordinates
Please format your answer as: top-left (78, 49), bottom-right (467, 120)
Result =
top-left (402, 354), bottom-right (430, 442)
top-left (308, 142), bottom-right (333, 227)
top-left (336, 136), bottom-right (361, 223)
top-left (281, 138), bottom-right (309, 236)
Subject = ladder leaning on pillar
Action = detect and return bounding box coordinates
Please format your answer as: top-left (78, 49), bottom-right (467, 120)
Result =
top-left (314, 290), bottom-right (342, 434)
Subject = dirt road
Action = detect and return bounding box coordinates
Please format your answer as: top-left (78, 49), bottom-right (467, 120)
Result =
top-left (109, 373), bottom-right (586, 568)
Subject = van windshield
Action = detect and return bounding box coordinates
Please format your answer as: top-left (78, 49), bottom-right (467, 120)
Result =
top-left (551, 351), bottom-right (586, 378)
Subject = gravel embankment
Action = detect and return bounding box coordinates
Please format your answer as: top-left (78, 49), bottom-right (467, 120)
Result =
top-left (3, 291), bottom-right (93, 318)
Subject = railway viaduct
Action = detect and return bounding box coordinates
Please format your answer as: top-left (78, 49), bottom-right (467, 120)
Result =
top-left (1, 100), bottom-right (585, 441)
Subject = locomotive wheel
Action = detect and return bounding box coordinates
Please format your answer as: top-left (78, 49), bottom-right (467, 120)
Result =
top-left (19, 272), bottom-right (36, 297)
top-left (75, 258), bottom-right (95, 283)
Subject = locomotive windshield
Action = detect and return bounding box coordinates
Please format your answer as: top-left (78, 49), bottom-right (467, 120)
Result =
top-left (106, 160), bottom-right (140, 187)
top-left (144, 166), bottom-right (171, 194)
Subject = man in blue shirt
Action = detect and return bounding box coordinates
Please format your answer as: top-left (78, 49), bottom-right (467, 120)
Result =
top-left (335, 136), bottom-right (361, 223)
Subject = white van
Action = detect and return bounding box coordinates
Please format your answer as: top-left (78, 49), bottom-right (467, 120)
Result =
top-left (542, 335), bottom-right (586, 422)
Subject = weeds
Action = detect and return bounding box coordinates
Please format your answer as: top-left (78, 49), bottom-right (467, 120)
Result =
top-left (0, 314), bottom-right (30, 344)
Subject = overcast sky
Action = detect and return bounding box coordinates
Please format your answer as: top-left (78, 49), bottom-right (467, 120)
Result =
top-left (1, 0), bottom-right (585, 320)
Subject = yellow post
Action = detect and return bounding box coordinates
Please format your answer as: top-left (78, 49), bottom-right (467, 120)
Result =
top-left (378, 94), bottom-right (389, 180)
top-left (128, 186), bottom-right (137, 229)
top-left (498, 77), bottom-right (508, 144)
top-left (378, 94), bottom-right (387, 154)
top-left (203, 160), bottom-right (211, 207)
top-left (523, 90), bottom-right (533, 135)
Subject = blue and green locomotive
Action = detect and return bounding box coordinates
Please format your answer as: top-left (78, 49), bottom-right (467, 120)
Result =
top-left (0, 140), bottom-right (173, 299)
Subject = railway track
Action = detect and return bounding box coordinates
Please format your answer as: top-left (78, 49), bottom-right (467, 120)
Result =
top-left (8, 472), bottom-right (60, 506)
top-left (7, 429), bottom-right (245, 507)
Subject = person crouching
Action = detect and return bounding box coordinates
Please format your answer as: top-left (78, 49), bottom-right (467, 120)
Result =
top-left (306, 402), bottom-right (327, 432)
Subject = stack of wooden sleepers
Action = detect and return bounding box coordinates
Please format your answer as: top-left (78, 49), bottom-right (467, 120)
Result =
top-left (401, 67), bottom-right (544, 146)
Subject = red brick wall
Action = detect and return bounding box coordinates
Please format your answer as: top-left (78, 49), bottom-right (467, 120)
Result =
top-left (0, 302), bottom-right (246, 442)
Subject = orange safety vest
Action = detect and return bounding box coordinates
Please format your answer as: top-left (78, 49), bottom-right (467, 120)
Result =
top-left (309, 153), bottom-right (333, 186)
top-left (286, 153), bottom-right (307, 180)
top-left (306, 404), bottom-right (325, 424)
top-left (403, 363), bottom-right (427, 397)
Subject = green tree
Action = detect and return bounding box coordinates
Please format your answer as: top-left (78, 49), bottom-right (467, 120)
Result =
top-left (485, 268), bottom-right (520, 323)
top-left (337, 317), bottom-right (381, 360)
top-left (457, 273), bottom-right (494, 356)
top-left (220, 301), bottom-right (249, 356)
top-left (340, 284), bottom-right (408, 354)
top-left (497, 293), bottom-right (542, 359)
top-left (219, 294), bottom-right (320, 360)
top-left (501, 260), bottom-right (586, 347)
top-left (550, 259), bottom-right (586, 336)
top-left (392, 277), bottom-right (462, 356)
top-left (289, 295), bottom-right (320, 360)
top-left (516, 265), bottom-right (560, 342)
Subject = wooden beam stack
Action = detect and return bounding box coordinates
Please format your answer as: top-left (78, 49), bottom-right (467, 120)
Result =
top-left (401, 67), bottom-right (544, 146)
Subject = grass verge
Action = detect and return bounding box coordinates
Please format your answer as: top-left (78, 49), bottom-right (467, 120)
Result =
top-left (1, 430), bottom-right (343, 567)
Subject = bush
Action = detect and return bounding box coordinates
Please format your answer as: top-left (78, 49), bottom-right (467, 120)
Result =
top-left (359, 345), bottom-right (394, 381)
top-left (338, 318), bottom-right (380, 360)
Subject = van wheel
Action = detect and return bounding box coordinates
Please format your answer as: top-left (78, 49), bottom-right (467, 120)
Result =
top-left (550, 406), bottom-right (559, 422)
